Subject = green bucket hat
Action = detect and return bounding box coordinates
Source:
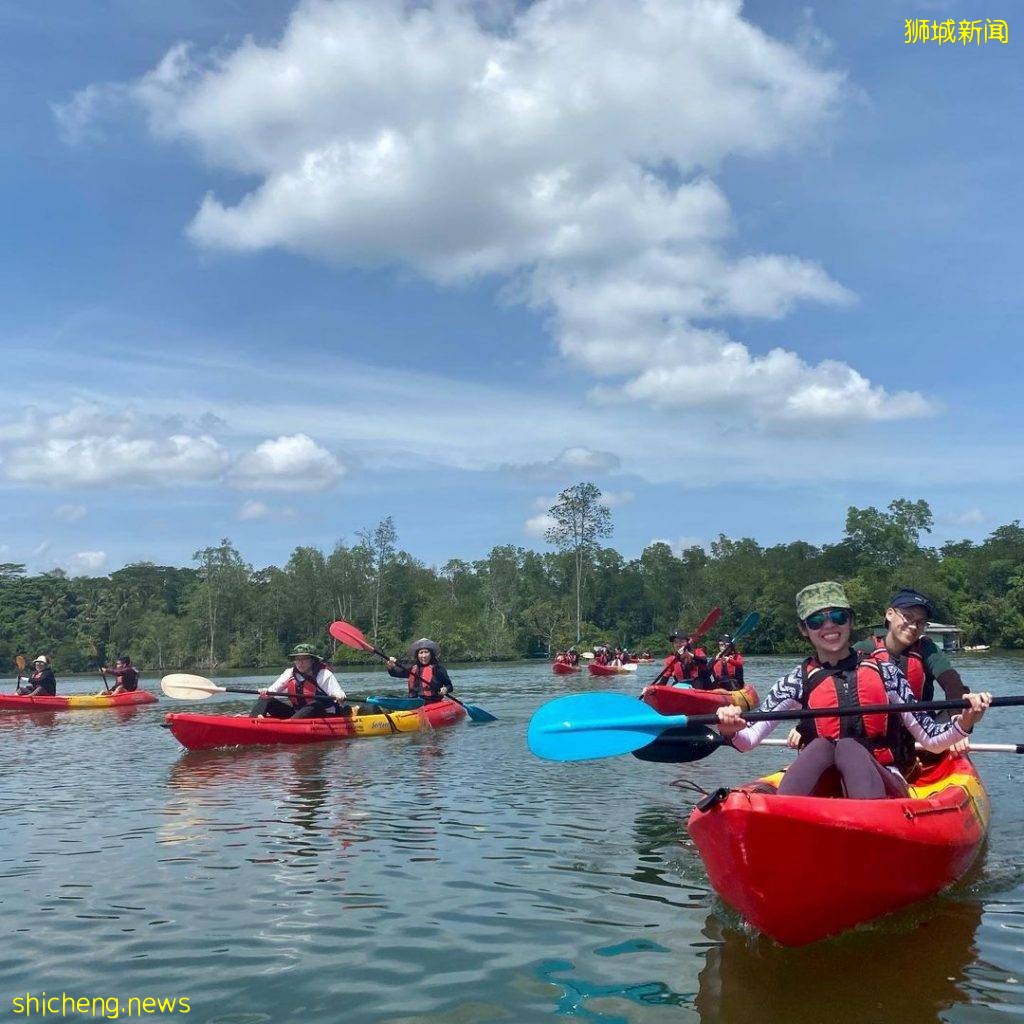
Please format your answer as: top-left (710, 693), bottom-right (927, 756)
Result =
top-left (795, 581), bottom-right (852, 622)
top-left (289, 643), bottom-right (320, 659)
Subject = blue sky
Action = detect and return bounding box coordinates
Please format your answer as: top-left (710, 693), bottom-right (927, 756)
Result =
top-left (1, 0), bottom-right (1020, 576)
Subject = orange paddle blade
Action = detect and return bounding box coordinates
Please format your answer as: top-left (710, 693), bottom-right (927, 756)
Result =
top-left (328, 620), bottom-right (375, 652)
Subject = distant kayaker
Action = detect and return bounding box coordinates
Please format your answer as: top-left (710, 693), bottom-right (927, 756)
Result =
top-left (710, 635), bottom-right (744, 690)
top-left (250, 644), bottom-right (347, 719)
top-left (566, 647), bottom-right (580, 667)
top-left (387, 639), bottom-right (453, 704)
top-left (854, 589), bottom-right (967, 702)
top-left (716, 581), bottom-right (991, 799)
top-left (17, 655), bottom-right (57, 696)
top-left (661, 630), bottom-right (711, 688)
top-left (98, 655), bottom-right (139, 695)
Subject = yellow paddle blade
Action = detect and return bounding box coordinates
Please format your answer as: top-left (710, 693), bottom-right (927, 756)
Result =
top-left (160, 673), bottom-right (223, 700)
top-left (14, 655), bottom-right (26, 671)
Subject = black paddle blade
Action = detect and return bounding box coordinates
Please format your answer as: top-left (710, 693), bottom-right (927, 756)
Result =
top-left (631, 725), bottom-right (725, 763)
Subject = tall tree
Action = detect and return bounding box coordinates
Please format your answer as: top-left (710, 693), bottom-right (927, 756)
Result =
top-left (545, 482), bottom-right (612, 641)
top-left (358, 516), bottom-right (398, 640)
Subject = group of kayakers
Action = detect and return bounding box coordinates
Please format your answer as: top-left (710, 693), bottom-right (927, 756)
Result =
top-left (659, 631), bottom-right (743, 689)
top-left (553, 649), bottom-right (581, 668)
top-left (14, 654), bottom-right (139, 697)
top-left (248, 638), bottom-right (454, 720)
top-left (715, 583), bottom-right (990, 798)
top-left (591, 645), bottom-right (652, 667)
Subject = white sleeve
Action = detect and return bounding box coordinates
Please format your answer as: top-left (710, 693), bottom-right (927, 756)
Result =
top-left (729, 669), bottom-right (804, 752)
top-left (320, 670), bottom-right (346, 701)
top-left (267, 669), bottom-right (293, 694)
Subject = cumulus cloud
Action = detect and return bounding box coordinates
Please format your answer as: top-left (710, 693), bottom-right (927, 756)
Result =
top-left (524, 512), bottom-right (557, 538)
top-left (63, 0), bottom-right (933, 428)
top-left (508, 445), bottom-right (621, 479)
top-left (53, 504), bottom-right (88, 523)
top-left (67, 550), bottom-right (107, 575)
top-left (237, 499), bottom-right (298, 520)
top-left (650, 536), bottom-right (707, 555)
top-left (231, 433), bottom-right (344, 491)
top-left (942, 507), bottom-right (985, 527)
top-left (0, 402), bottom-right (344, 492)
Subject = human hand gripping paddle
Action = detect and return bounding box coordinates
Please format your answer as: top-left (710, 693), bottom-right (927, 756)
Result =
top-left (327, 620), bottom-right (496, 723)
top-left (160, 673), bottom-right (384, 707)
top-left (526, 691), bottom-right (1022, 762)
top-left (649, 607), bottom-right (722, 685)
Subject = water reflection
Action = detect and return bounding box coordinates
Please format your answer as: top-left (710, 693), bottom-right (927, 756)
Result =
top-left (694, 898), bottom-right (982, 1024)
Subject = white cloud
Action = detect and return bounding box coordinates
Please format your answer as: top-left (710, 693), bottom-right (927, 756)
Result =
top-left (231, 433), bottom-right (344, 491)
top-left (602, 489), bottom-right (634, 508)
top-left (65, 0), bottom-right (933, 430)
top-left (650, 536), bottom-right (707, 555)
top-left (524, 512), bottom-right (557, 538)
top-left (237, 499), bottom-right (298, 520)
top-left (509, 445), bottom-right (621, 479)
top-left (942, 508), bottom-right (985, 527)
top-left (6, 434), bottom-right (229, 486)
top-left (53, 504), bottom-right (88, 523)
top-left (67, 550), bottom-right (107, 575)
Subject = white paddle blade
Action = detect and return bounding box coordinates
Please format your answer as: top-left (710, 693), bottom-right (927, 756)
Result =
top-left (581, 652), bottom-right (595, 659)
top-left (621, 663), bottom-right (638, 672)
top-left (161, 673), bottom-right (223, 700)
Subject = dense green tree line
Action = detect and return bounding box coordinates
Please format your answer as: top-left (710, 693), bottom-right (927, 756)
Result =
top-left (2, 495), bottom-right (1022, 673)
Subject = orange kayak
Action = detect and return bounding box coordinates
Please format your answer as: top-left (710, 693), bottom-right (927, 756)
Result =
top-left (0, 691), bottom-right (158, 711)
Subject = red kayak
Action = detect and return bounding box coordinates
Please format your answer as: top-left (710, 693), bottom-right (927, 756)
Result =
top-left (164, 698), bottom-right (467, 751)
top-left (687, 752), bottom-right (989, 945)
top-left (0, 691), bottom-right (158, 711)
top-left (641, 682), bottom-right (758, 714)
top-left (552, 661), bottom-right (581, 675)
top-left (587, 663), bottom-right (637, 677)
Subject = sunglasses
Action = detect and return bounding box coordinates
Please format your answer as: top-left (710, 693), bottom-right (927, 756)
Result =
top-left (804, 608), bottom-right (851, 630)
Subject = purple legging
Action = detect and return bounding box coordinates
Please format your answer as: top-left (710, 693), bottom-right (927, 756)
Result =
top-left (777, 737), bottom-right (909, 799)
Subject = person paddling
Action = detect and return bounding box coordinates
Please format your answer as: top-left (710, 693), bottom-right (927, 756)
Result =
top-left (250, 644), bottom-right (347, 719)
top-left (710, 634), bottom-right (744, 690)
top-left (854, 589), bottom-right (967, 702)
top-left (386, 639), bottom-right (453, 704)
top-left (662, 630), bottom-right (711, 688)
top-left (17, 656), bottom-right (57, 696)
top-left (97, 655), bottom-right (139, 695)
top-left (716, 581), bottom-right (991, 799)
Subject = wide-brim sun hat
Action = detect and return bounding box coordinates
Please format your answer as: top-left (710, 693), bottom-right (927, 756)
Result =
top-left (406, 638), bottom-right (440, 660)
top-left (33, 655), bottom-right (48, 665)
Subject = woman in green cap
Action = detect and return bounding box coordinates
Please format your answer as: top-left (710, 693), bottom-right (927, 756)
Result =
top-left (715, 581), bottom-right (991, 798)
top-left (250, 644), bottom-right (347, 719)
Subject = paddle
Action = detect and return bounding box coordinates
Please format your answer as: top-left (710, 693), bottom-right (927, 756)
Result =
top-left (730, 611), bottom-right (760, 643)
top-left (328, 620), bottom-right (496, 723)
top-left (527, 691), bottom-right (1024, 762)
top-left (633, 732), bottom-right (1024, 762)
top-left (99, 668), bottom-right (111, 693)
top-left (650, 607), bottom-right (722, 685)
top-left (160, 673), bottom-right (389, 707)
top-left (13, 654), bottom-right (25, 693)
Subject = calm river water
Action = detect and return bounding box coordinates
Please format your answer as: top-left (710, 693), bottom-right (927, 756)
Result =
top-left (2, 655), bottom-right (1022, 1023)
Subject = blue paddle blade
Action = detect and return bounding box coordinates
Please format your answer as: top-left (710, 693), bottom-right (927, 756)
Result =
top-left (732, 611), bottom-right (760, 642)
top-left (527, 692), bottom-right (688, 762)
top-left (367, 696), bottom-right (426, 710)
top-left (456, 699), bottom-right (497, 723)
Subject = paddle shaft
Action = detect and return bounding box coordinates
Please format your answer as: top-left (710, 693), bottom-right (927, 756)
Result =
top-left (754, 737), bottom-right (1024, 754)
top-left (629, 694), bottom-right (1024, 732)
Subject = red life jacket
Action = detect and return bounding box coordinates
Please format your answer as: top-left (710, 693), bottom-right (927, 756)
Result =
top-left (662, 648), bottom-right (707, 683)
top-left (712, 653), bottom-right (743, 680)
top-left (284, 671), bottom-right (321, 708)
top-left (795, 654), bottom-right (913, 770)
top-left (867, 636), bottom-right (929, 700)
top-left (408, 663), bottom-right (435, 699)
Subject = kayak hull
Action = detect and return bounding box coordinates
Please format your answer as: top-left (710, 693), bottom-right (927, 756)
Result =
top-left (0, 691), bottom-right (159, 711)
top-left (587, 663), bottom-right (636, 677)
top-left (687, 753), bottom-right (989, 946)
top-left (641, 682), bottom-right (759, 714)
top-left (552, 662), bottom-right (581, 675)
top-left (164, 698), bottom-right (467, 751)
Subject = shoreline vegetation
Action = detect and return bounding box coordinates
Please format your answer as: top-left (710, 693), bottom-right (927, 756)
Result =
top-left (2, 493), bottom-right (1021, 672)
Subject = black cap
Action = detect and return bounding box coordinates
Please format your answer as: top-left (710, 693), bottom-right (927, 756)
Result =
top-left (719, 634), bottom-right (733, 643)
top-left (668, 629), bottom-right (688, 642)
top-left (889, 589), bottom-right (934, 616)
